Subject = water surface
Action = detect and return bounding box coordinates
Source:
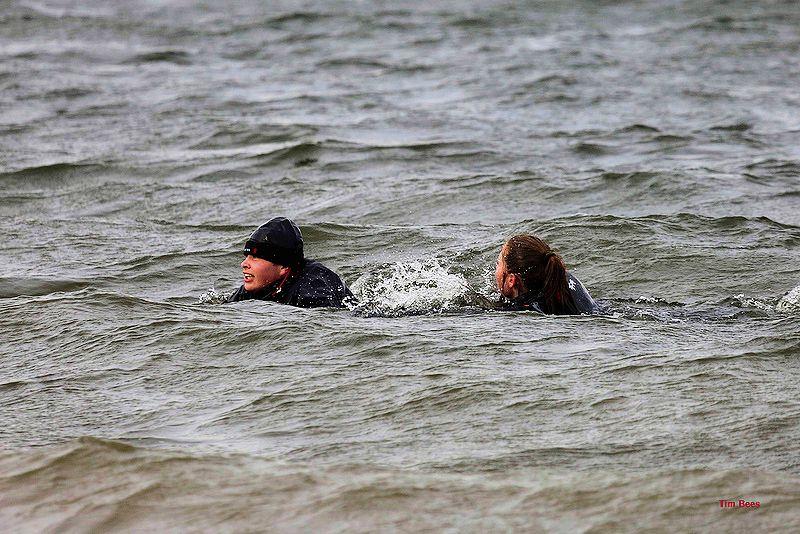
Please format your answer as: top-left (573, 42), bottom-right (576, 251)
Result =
top-left (2, 0), bottom-right (800, 531)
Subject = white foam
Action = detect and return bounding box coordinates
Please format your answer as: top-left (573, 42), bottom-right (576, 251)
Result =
top-left (348, 260), bottom-right (475, 316)
top-left (776, 284), bottom-right (800, 312)
top-left (198, 288), bottom-right (227, 305)
top-left (731, 293), bottom-right (775, 313)
top-left (515, 34), bottom-right (561, 52)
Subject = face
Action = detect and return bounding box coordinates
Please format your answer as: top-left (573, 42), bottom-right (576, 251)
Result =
top-left (241, 255), bottom-right (289, 292)
top-left (495, 245), bottom-right (517, 298)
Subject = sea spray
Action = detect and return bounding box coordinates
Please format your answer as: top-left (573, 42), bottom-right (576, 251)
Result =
top-left (777, 284), bottom-right (800, 312)
top-left (730, 293), bottom-right (776, 313)
top-left (348, 259), bottom-right (486, 316)
top-left (727, 284), bottom-right (800, 314)
top-left (198, 288), bottom-right (228, 304)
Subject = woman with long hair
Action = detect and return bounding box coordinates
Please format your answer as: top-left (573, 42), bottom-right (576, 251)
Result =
top-left (495, 234), bottom-right (597, 315)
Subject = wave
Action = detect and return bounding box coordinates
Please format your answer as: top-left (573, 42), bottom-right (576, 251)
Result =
top-left (40, 87), bottom-right (96, 99)
top-left (215, 12), bottom-right (336, 36)
top-left (571, 142), bottom-right (618, 156)
top-left (122, 50), bottom-right (192, 65)
top-left (245, 141), bottom-right (326, 167)
top-left (0, 277), bottom-right (93, 298)
top-left (316, 58), bottom-right (435, 74)
top-left (617, 124), bottom-right (661, 134)
top-left (318, 57), bottom-right (392, 69)
top-left (684, 12), bottom-right (800, 33)
top-left (267, 11), bottom-right (334, 25)
top-left (607, 299), bottom-right (767, 322)
top-left (239, 139), bottom-right (490, 170)
top-left (710, 121), bottom-right (752, 132)
top-left (533, 213), bottom-right (800, 248)
top-left (0, 6), bottom-right (64, 24)
top-left (1, 438), bottom-right (799, 532)
top-left (603, 281), bottom-right (800, 321)
top-left (744, 159), bottom-right (800, 187)
top-left (0, 162), bottom-right (102, 182)
top-left (188, 124), bottom-right (318, 150)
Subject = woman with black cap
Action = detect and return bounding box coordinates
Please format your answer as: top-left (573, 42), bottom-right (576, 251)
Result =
top-left (494, 234), bottom-right (597, 315)
top-left (227, 217), bottom-right (353, 308)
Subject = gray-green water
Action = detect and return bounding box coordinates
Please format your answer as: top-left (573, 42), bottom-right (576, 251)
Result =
top-left (2, 1), bottom-right (800, 531)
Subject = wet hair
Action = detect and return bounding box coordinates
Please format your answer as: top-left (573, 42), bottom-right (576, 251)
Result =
top-left (502, 234), bottom-right (579, 315)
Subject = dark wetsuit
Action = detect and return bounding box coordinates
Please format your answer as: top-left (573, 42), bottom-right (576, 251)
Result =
top-left (227, 259), bottom-right (353, 308)
top-left (502, 271), bottom-right (598, 314)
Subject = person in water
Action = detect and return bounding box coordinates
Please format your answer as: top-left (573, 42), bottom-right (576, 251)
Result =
top-left (495, 234), bottom-right (597, 314)
top-left (227, 217), bottom-right (353, 308)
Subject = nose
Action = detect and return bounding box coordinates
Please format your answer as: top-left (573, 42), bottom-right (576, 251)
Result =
top-left (241, 256), bottom-right (249, 269)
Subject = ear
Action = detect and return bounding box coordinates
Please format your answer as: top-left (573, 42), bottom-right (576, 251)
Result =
top-left (279, 265), bottom-right (291, 276)
top-left (505, 273), bottom-right (519, 295)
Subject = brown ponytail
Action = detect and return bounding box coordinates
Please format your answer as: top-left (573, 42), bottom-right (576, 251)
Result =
top-left (503, 235), bottom-right (579, 315)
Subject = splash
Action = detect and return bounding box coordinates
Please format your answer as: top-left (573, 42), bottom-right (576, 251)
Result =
top-left (728, 284), bottom-right (800, 315)
top-left (634, 296), bottom-right (674, 305)
top-left (730, 293), bottom-right (775, 313)
top-left (776, 284), bottom-right (800, 312)
top-left (198, 288), bottom-right (228, 305)
top-left (348, 260), bottom-right (483, 316)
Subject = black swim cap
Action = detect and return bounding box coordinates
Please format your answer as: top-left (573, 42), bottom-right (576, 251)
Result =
top-left (243, 217), bottom-right (304, 267)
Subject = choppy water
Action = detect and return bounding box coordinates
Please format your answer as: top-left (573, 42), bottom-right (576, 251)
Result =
top-left (2, 0), bottom-right (800, 531)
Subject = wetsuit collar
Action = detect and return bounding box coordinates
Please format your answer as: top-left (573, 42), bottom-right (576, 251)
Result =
top-left (507, 290), bottom-right (545, 312)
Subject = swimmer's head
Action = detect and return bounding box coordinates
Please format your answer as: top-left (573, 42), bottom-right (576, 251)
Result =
top-left (244, 217), bottom-right (303, 265)
top-left (240, 217), bottom-right (304, 292)
top-left (496, 234), bottom-right (576, 314)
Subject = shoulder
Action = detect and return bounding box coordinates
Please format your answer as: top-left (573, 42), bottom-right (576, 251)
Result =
top-left (301, 259), bottom-right (343, 280)
top-left (566, 271), bottom-right (598, 313)
top-left (296, 260), bottom-right (348, 291)
top-left (287, 259), bottom-right (352, 307)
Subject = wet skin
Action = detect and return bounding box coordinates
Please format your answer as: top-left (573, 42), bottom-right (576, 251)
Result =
top-left (495, 245), bottom-right (522, 299)
top-left (241, 254), bottom-right (289, 292)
